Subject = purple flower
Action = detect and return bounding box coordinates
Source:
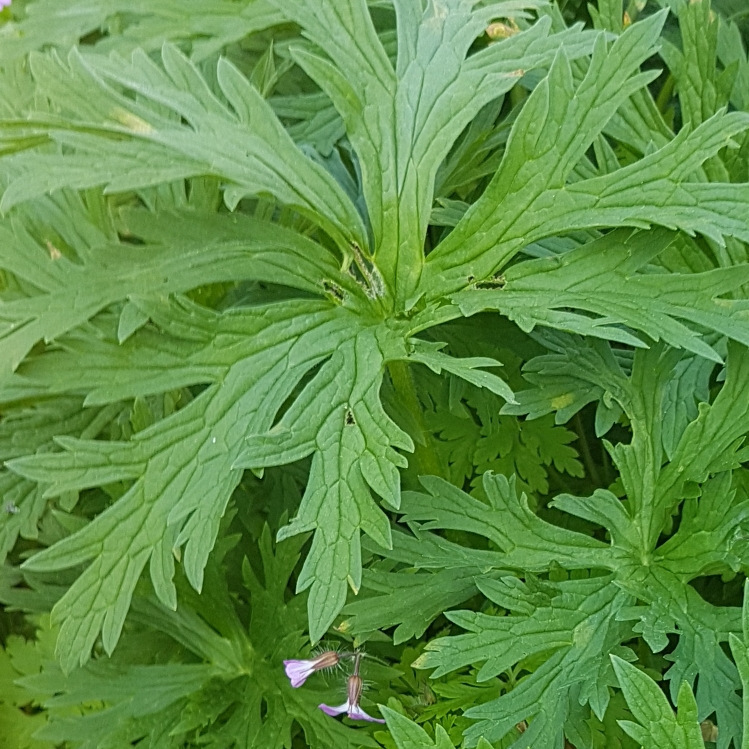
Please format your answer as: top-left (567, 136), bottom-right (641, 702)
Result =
top-left (319, 674), bottom-right (385, 723)
top-left (283, 650), bottom-right (340, 688)
top-left (0, 1), bottom-right (10, 9)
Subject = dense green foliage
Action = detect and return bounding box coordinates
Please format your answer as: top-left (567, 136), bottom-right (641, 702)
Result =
top-left (1, 0), bottom-right (749, 746)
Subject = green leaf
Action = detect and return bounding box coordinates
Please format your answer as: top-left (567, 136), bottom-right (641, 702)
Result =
top-left (414, 577), bottom-right (626, 681)
top-left (653, 341), bottom-right (749, 548)
top-left (500, 332), bottom-right (629, 429)
top-left (421, 10), bottom-right (671, 293)
top-left (611, 656), bottom-right (705, 749)
top-left (656, 471), bottom-right (749, 579)
top-left (0, 195), bottom-right (362, 384)
top-left (341, 567), bottom-right (483, 645)
top-left (406, 339), bottom-right (516, 404)
top-left (235, 326), bottom-right (415, 640)
top-left (729, 580), bottom-right (749, 749)
top-left (592, 0), bottom-right (624, 33)
top-left (661, 351), bottom-right (716, 460)
top-left (275, 0), bottom-right (598, 300)
top-left (421, 11), bottom-right (749, 298)
top-left (380, 706), bottom-right (456, 749)
top-left (0, 0), bottom-right (285, 65)
top-left (399, 473), bottom-right (615, 574)
top-left (1, 45), bottom-right (367, 250)
top-left (0, 398), bottom-right (120, 564)
top-left (449, 578), bottom-right (631, 746)
top-left (659, 0), bottom-right (733, 130)
top-left (454, 227), bottom-right (749, 361)
top-left (0, 616), bottom-right (57, 749)
top-left (8, 304), bottom-right (354, 669)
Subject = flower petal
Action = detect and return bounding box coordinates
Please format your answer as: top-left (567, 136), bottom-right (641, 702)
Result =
top-left (348, 704), bottom-right (385, 723)
top-left (319, 701), bottom-right (350, 717)
top-left (283, 659), bottom-right (315, 688)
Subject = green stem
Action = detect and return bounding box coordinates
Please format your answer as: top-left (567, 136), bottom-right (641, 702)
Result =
top-left (655, 72), bottom-right (675, 115)
top-left (387, 361), bottom-right (446, 480)
top-left (573, 413), bottom-right (602, 488)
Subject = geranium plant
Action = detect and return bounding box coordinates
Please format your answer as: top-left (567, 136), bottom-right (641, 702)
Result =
top-left (0, 0), bottom-right (748, 746)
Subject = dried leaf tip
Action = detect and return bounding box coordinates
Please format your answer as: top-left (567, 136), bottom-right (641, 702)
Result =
top-left (487, 19), bottom-right (519, 40)
top-left (46, 241), bottom-right (62, 260)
